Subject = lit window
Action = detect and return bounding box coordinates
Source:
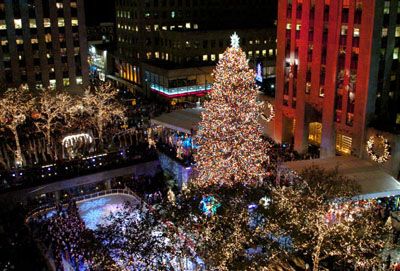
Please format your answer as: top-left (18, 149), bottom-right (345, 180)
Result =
top-left (58, 18), bottom-right (65, 27)
top-left (393, 47), bottom-right (399, 59)
top-left (249, 40), bottom-right (253, 45)
top-left (71, 18), bottom-right (78, 26)
top-left (155, 52), bottom-right (159, 58)
top-left (56, 2), bottom-right (63, 8)
top-left (31, 38), bottom-right (38, 44)
top-left (44, 18), bottom-right (51, 27)
top-left (255, 50), bottom-right (260, 55)
top-left (0, 20), bottom-right (6, 30)
top-left (171, 11), bottom-right (175, 18)
top-left (218, 53), bottom-right (223, 59)
top-left (193, 24), bottom-right (198, 29)
top-left (63, 78), bottom-right (70, 86)
top-left (396, 26), bottom-right (400, 37)
top-left (319, 86), bottom-right (325, 97)
top-left (262, 50), bottom-right (267, 56)
top-left (170, 25), bottom-right (175, 30)
top-left (29, 19), bottom-right (37, 28)
top-left (145, 25), bottom-right (151, 31)
top-left (185, 22), bottom-right (191, 28)
top-left (146, 52), bottom-right (152, 59)
top-left (286, 23), bottom-right (291, 30)
top-left (296, 24), bottom-right (301, 31)
top-left (14, 19), bottom-right (22, 29)
top-left (210, 54), bottom-right (216, 61)
top-left (384, 1), bottom-right (390, 14)
top-left (268, 49), bottom-right (274, 56)
top-left (248, 51), bottom-right (253, 57)
top-left (202, 54), bottom-right (208, 61)
top-left (162, 26), bottom-right (167, 30)
top-left (382, 28), bottom-right (388, 37)
top-left (154, 24), bottom-right (159, 31)
top-left (70, 2), bottom-right (77, 8)
top-left (166, 53), bottom-right (169, 60)
top-left (340, 25), bottom-right (348, 35)
top-left (16, 39), bottom-right (23, 45)
top-left (145, 12), bottom-right (150, 18)
top-left (353, 28), bottom-right (360, 37)
top-left (1, 40), bottom-right (7, 46)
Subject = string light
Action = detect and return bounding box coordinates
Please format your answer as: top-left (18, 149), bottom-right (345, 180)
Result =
top-left (366, 135), bottom-right (391, 163)
top-left (194, 34), bottom-right (269, 188)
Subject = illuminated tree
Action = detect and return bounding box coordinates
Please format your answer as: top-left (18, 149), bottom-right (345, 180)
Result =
top-left (262, 167), bottom-right (389, 271)
top-left (95, 201), bottom-right (196, 270)
top-left (0, 88), bottom-right (34, 166)
top-left (194, 33), bottom-right (269, 188)
top-left (81, 83), bottom-right (125, 148)
top-left (33, 88), bottom-right (73, 158)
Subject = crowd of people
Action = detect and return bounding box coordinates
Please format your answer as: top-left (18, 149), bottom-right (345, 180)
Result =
top-left (30, 201), bottom-right (114, 270)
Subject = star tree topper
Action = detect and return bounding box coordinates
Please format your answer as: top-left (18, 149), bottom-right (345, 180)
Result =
top-left (230, 32), bottom-right (240, 49)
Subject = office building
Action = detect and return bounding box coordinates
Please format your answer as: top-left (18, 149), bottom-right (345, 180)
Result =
top-left (114, 0), bottom-right (277, 99)
top-left (0, 0), bottom-right (89, 91)
top-left (274, 0), bottom-right (400, 176)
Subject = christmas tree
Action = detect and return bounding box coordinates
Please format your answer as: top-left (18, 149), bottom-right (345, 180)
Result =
top-left (194, 33), bottom-right (269, 188)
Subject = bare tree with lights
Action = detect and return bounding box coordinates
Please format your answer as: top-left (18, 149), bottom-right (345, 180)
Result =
top-left (95, 201), bottom-right (197, 270)
top-left (262, 167), bottom-right (389, 271)
top-left (33, 88), bottom-right (73, 160)
top-left (194, 33), bottom-right (269, 188)
top-left (80, 83), bottom-right (126, 149)
top-left (0, 88), bottom-right (34, 167)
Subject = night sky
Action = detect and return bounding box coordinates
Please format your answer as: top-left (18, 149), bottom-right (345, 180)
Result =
top-left (85, 0), bottom-right (115, 26)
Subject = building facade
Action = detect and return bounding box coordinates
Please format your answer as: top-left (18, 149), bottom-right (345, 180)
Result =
top-left (114, 0), bottom-right (277, 98)
top-left (275, 0), bottom-right (400, 176)
top-left (0, 0), bottom-right (89, 91)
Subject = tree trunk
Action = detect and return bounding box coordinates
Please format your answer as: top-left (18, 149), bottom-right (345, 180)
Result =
top-left (98, 118), bottom-right (104, 150)
top-left (11, 127), bottom-right (23, 167)
top-left (312, 235), bottom-right (325, 271)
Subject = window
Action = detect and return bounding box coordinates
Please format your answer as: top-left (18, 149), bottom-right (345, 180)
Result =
top-left (393, 47), bottom-right (399, 59)
top-left (14, 19), bottom-right (22, 29)
top-left (56, 2), bottom-right (63, 8)
top-left (210, 54), bottom-right (216, 61)
top-left (341, 25), bottom-right (348, 35)
top-left (185, 22), bottom-right (190, 28)
top-left (382, 28), bottom-right (388, 37)
top-left (308, 122), bottom-right (322, 145)
top-left (202, 54), bottom-right (208, 61)
top-left (58, 18), bottom-right (65, 27)
top-left (336, 134), bottom-right (352, 154)
top-left (71, 18), bottom-right (78, 26)
top-left (0, 20), bottom-right (6, 30)
top-left (353, 27), bottom-right (360, 37)
top-left (29, 19), bottom-right (37, 28)
top-left (384, 1), bottom-right (390, 15)
top-left (286, 23), bottom-right (291, 30)
top-left (171, 11), bottom-right (175, 18)
top-left (396, 26), bottom-right (400, 37)
top-left (268, 49), bottom-right (274, 56)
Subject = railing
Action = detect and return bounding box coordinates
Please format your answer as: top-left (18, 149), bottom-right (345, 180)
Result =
top-left (25, 188), bottom-right (140, 223)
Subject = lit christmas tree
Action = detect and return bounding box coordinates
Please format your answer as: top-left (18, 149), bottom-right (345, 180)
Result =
top-left (194, 33), bottom-right (269, 188)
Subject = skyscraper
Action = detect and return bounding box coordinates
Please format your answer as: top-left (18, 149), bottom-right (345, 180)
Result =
top-left (0, 0), bottom-right (89, 91)
top-left (114, 0), bottom-right (277, 99)
top-left (275, 0), bottom-right (400, 166)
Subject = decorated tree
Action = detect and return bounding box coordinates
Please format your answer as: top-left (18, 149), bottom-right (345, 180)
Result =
top-left (33, 88), bottom-right (74, 158)
top-left (80, 83), bottom-right (125, 148)
top-left (262, 167), bottom-right (389, 271)
top-left (194, 33), bottom-right (269, 188)
top-left (0, 88), bottom-right (34, 166)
